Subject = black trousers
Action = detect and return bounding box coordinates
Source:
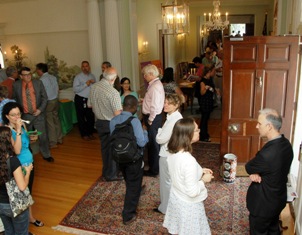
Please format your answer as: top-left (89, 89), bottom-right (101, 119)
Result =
top-left (95, 119), bottom-right (118, 180)
top-left (143, 113), bottom-right (162, 175)
top-left (200, 110), bottom-right (211, 140)
top-left (249, 213), bottom-right (281, 235)
top-left (74, 94), bottom-right (95, 137)
top-left (119, 158), bottom-right (143, 222)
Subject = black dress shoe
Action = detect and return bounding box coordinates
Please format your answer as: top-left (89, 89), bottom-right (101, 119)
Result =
top-left (153, 208), bottom-right (162, 214)
top-left (105, 176), bottom-right (124, 182)
top-left (123, 215), bottom-right (137, 225)
top-left (143, 170), bottom-right (158, 177)
top-left (43, 156), bottom-right (54, 162)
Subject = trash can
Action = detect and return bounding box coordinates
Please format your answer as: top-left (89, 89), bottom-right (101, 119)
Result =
top-left (223, 153), bottom-right (237, 183)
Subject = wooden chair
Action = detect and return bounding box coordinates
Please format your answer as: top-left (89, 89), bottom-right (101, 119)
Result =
top-left (177, 62), bottom-right (189, 79)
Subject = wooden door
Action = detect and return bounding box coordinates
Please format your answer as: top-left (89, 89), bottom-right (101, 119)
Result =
top-left (221, 36), bottom-right (300, 164)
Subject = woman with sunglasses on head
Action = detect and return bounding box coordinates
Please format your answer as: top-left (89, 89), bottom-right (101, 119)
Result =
top-left (2, 102), bottom-right (44, 228)
top-left (154, 93), bottom-right (183, 214)
top-left (0, 126), bottom-right (33, 235)
top-left (163, 118), bottom-right (214, 235)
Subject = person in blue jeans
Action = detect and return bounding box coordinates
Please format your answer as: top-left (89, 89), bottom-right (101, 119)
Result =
top-left (0, 126), bottom-right (33, 235)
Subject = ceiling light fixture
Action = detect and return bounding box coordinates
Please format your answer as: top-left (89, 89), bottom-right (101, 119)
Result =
top-left (204, 1), bottom-right (229, 31)
top-left (161, 0), bottom-right (190, 35)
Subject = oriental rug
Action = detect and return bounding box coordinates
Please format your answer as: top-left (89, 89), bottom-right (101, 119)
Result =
top-left (53, 143), bottom-right (250, 235)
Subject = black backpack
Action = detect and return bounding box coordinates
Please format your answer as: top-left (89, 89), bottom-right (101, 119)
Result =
top-left (110, 116), bottom-right (142, 164)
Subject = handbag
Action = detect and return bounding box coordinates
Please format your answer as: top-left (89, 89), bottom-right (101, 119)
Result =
top-left (5, 158), bottom-right (34, 217)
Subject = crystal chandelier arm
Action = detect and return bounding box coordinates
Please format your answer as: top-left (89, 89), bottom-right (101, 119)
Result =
top-left (203, 1), bottom-right (229, 31)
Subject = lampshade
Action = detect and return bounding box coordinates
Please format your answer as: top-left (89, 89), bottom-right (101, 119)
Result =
top-left (161, 0), bottom-right (190, 35)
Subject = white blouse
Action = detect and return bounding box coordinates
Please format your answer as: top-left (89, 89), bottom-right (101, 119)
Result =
top-left (156, 110), bottom-right (183, 158)
top-left (167, 151), bottom-right (208, 203)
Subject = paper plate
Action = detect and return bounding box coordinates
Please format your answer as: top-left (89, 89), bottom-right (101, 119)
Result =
top-left (27, 131), bottom-right (42, 136)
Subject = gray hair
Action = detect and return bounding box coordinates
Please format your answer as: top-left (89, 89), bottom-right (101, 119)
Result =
top-left (142, 64), bottom-right (159, 77)
top-left (5, 66), bottom-right (18, 77)
top-left (259, 108), bottom-right (282, 131)
top-left (103, 69), bottom-right (117, 81)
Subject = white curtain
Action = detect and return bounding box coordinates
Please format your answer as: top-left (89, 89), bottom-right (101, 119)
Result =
top-left (0, 49), bottom-right (4, 69)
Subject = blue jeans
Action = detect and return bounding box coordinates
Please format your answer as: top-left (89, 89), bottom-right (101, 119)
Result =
top-left (0, 203), bottom-right (29, 235)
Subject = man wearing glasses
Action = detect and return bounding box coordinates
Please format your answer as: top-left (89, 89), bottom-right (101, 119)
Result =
top-left (12, 66), bottom-right (54, 162)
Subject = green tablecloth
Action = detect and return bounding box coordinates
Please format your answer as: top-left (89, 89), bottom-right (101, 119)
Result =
top-left (59, 100), bottom-right (77, 135)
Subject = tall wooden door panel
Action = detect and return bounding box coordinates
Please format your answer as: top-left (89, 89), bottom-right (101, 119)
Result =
top-left (221, 36), bottom-right (299, 164)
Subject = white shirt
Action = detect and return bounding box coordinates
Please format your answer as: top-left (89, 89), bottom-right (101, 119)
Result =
top-left (142, 78), bottom-right (165, 122)
top-left (156, 110), bottom-right (182, 158)
top-left (167, 151), bottom-right (208, 203)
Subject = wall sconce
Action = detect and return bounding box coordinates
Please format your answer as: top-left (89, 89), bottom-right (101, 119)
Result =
top-left (139, 41), bottom-right (150, 57)
top-left (142, 41), bottom-right (149, 51)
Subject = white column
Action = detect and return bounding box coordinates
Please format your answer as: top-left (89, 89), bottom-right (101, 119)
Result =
top-left (104, 0), bottom-right (122, 76)
top-left (117, 0), bottom-right (139, 90)
top-left (87, 0), bottom-right (103, 80)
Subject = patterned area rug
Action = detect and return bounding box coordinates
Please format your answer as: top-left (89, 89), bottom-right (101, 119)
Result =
top-left (53, 143), bottom-right (250, 235)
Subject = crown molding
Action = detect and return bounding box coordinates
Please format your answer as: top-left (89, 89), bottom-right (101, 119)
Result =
top-left (0, 0), bottom-right (35, 3)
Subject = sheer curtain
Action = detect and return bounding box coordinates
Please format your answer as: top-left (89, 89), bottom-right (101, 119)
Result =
top-left (0, 48), bottom-right (4, 69)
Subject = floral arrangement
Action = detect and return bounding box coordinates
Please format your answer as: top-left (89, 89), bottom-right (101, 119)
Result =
top-left (6, 45), bottom-right (80, 90)
top-left (44, 47), bottom-right (80, 90)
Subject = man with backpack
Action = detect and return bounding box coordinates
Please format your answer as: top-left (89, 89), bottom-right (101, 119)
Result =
top-left (109, 95), bottom-right (148, 225)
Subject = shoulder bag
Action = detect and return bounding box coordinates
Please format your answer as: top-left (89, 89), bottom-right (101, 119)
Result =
top-left (5, 158), bottom-right (34, 217)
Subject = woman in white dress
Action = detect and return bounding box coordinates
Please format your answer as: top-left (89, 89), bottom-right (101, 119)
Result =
top-left (163, 118), bottom-right (214, 235)
top-left (154, 94), bottom-right (182, 214)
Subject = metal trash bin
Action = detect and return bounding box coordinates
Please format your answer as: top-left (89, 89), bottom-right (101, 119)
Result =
top-left (223, 153), bottom-right (237, 183)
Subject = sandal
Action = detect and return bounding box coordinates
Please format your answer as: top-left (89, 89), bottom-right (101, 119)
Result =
top-left (31, 220), bottom-right (44, 227)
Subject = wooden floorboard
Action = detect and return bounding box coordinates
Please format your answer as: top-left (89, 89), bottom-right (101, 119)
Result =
top-left (29, 126), bottom-right (102, 235)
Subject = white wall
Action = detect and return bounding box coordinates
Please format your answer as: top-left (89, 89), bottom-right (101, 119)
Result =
top-left (0, 0), bottom-right (89, 71)
top-left (137, 0), bottom-right (162, 62)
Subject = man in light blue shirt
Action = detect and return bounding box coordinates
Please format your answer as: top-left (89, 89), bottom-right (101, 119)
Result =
top-left (36, 63), bottom-right (63, 148)
top-left (109, 95), bottom-right (148, 225)
top-left (73, 61), bottom-right (96, 140)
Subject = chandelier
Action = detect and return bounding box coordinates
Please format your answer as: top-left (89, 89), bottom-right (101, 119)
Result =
top-left (204, 1), bottom-right (229, 31)
top-left (161, 0), bottom-right (190, 35)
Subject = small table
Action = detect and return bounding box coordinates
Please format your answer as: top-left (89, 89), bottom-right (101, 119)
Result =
top-left (179, 81), bottom-right (195, 114)
top-left (59, 99), bottom-right (78, 135)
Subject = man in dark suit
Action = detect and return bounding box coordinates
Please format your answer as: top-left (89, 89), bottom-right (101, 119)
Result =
top-left (13, 66), bottom-right (54, 162)
top-left (245, 108), bottom-right (293, 235)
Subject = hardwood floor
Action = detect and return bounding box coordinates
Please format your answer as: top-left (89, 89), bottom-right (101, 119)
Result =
top-left (28, 121), bottom-right (295, 235)
top-left (29, 127), bottom-right (102, 235)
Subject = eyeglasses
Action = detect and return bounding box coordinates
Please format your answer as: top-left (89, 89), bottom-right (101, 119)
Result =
top-left (9, 113), bottom-right (22, 117)
top-left (21, 73), bottom-right (31, 77)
